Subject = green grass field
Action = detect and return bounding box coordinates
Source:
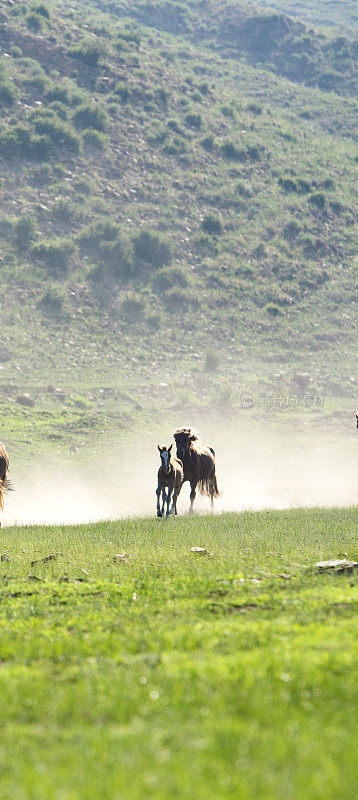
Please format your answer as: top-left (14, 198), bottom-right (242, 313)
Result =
top-left (1, 507), bottom-right (357, 799)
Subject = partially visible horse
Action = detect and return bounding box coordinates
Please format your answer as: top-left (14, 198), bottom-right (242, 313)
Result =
top-left (156, 444), bottom-right (183, 517)
top-left (173, 427), bottom-right (219, 513)
top-left (0, 443), bottom-right (10, 522)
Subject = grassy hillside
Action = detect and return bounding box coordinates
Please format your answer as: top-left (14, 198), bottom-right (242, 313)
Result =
top-left (0, 507), bottom-right (358, 798)
top-left (0, 0), bottom-right (356, 459)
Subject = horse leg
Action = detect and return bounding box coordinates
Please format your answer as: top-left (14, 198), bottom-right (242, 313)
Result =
top-left (189, 481), bottom-right (196, 514)
top-left (161, 488), bottom-right (167, 518)
top-left (156, 485), bottom-right (162, 517)
top-left (171, 487), bottom-right (178, 516)
top-left (166, 487), bottom-right (173, 517)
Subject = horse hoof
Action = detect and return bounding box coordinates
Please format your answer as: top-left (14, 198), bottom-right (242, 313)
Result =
top-left (157, 511), bottom-right (162, 518)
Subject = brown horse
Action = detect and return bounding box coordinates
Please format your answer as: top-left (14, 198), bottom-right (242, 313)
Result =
top-left (156, 445), bottom-right (183, 517)
top-left (0, 442), bottom-right (10, 519)
top-left (173, 427), bottom-right (219, 513)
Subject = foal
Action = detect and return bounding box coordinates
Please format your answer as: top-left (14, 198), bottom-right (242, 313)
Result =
top-left (156, 445), bottom-right (183, 517)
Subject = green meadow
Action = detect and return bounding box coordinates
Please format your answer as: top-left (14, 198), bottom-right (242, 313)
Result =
top-left (0, 507), bottom-right (357, 799)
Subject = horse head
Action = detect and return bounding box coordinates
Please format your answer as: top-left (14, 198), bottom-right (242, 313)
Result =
top-left (173, 428), bottom-right (198, 460)
top-left (158, 444), bottom-right (172, 474)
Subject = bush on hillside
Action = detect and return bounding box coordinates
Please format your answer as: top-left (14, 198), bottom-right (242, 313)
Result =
top-left (15, 215), bottom-right (37, 250)
top-left (153, 266), bottom-right (189, 292)
top-left (134, 229), bottom-right (172, 267)
top-left (73, 104), bottom-right (109, 132)
top-left (39, 286), bottom-right (64, 315)
top-left (121, 296), bottom-right (144, 322)
top-left (0, 80), bottom-right (20, 106)
top-left (32, 110), bottom-right (81, 152)
top-left (221, 141), bottom-right (246, 162)
top-left (97, 235), bottom-right (134, 279)
top-left (30, 238), bottom-right (74, 273)
top-left (77, 220), bottom-right (120, 251)
top-left (308, 192), bottom-right (326, 210)
top-left (69, 42), bottom-right (104, 67)
top-left (184, 112), bottom-right (202, 129)
top-left (82, 128), bottom-right (107, 149)
top-left (0, 126), bottom-right (51, 159)
top-left (202, 214), bottom-right (222, 235)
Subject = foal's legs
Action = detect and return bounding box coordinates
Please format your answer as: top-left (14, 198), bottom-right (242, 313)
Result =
top-left (161, 488), bottom-right (167, 518)
top-left (166, 487), bottom-right (173, 517)
top-left (156, 485), bottom-right (163, 517)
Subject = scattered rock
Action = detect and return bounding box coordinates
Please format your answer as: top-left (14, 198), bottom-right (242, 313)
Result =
top-left (16, 393), bottom-right (35, 408)
top-left (31, 552), bottom-right (63, 567)
top-left (113, 553), bottom-right (128, 563)
top-left (0, 346), bottom-right (12, 362)
top-left (1, 553), bottom-right (10, 562)
top-left (315, 559), bottom-right (358, 574)
top-left (190, 547), bottom-right (208, 555)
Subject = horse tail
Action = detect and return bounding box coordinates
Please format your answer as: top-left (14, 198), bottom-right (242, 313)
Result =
top-left (0, 480), bottom-right (6, 512)
top-left (212, 472), bottom-right (220, 498)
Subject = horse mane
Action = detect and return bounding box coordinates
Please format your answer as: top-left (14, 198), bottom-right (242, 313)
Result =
top-left (174, 427), bottom-right (199, 441)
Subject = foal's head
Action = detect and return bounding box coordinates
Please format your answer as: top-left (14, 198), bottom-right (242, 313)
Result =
top-left (158, 444), bottom-right (173, 474)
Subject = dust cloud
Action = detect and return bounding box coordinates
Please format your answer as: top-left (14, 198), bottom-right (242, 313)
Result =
top-left (2, 422), bottom-right (357, 526)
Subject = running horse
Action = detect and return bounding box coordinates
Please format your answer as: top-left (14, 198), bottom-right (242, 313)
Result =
top-left (0, 442), bottom-right (9, 524)
top-left (173, 427), bottom-right (219, 513)
top-left (156, 445), bottom-right (183, 517)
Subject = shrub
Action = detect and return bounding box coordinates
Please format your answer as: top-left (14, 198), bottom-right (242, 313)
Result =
top-left (202, 214), bottom-right (222, 235)
top-left (69, 43), bottom-right (103, 67)
top-left (283, 220), bottom-right (301, 240)
top-left (278, 177), bottom-right (298, 192)
top-left (0, 125), bottom-right (51, 159)
top-left (39, 287), bottom-right (64, 315)
top-left (30, 238), bottom-right (74, 272)
top-left (265, 303), bottom-right (283, 317)
top-left (45, 85), bottom-right (69, 104)
top-left (121, 296), bottom-right (144, 322)
top-left (9, 46), bottom-right (22, 58)
top-left (32, 110), bottom-right (81, 152)
top-left (184, 112), bottom-right (202, 129)
top-left (82, 128), bottom-right (107, 149)
top-left (167, 118), bottom-right (183, 134)
top-left (220, 141), bottom-right (246, 162)
top-left (235, 181), bottom-right (253, 198)
top-left (74, 177), bottom-right (93, 194)
top-left (15, 215), bottom-right (37, 250)
top-left (247, 102), bottom-right (263, 115)
top-left (308, 192), bottom-right (326, 210)
top-left (205, 349), bottom-right (220, 372)
top-left (0, 80), bottom-right (20, 106)
top-left (134, 229), bottom-right (172, 267)
top-left (200, 134), bottom-right (215, 151)
top-left (113, 82), bottom-right (131, 102)
top-left (52, 198), bottom-right (75, 221)
top-left (97, 235), bottom-right (134, 279)
top-left (163, 287), bottom-right (199, 311)
top-left (73, 104), bottom-right (109, 132)
top-left (32, 4), bottom-right (50, 18)
top-left (78, 220), bottom-right (120, 250)
top-left (153, 266), bottom-right (189, 292)
top-left (26, 13), bottom-right (44, 32)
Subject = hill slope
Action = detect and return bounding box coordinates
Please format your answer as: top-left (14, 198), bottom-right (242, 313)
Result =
top-left (0, 0), bottom-right (356, 459)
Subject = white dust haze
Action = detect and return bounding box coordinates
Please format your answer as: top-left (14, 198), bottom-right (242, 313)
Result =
top-left (2, 421), bottom-right (357, 526)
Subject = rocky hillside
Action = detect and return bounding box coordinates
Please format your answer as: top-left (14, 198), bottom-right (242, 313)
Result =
top-left (0, 0), bottom-right (356, 452)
